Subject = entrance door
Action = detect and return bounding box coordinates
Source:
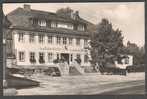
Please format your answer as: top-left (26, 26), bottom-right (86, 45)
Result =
top-left (61, 53), bottom-right (69, 64)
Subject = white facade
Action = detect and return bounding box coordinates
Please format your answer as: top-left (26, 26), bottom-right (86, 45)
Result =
top-left (12, 30), bottom-right (91, 67)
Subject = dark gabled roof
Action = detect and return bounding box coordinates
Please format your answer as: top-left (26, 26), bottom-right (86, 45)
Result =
top-left (7, 7), bottom-right (88, 25)
top-left (7, 7), bottom-right (97, 34)
top-left (3, 11), bottom-right (11, 28)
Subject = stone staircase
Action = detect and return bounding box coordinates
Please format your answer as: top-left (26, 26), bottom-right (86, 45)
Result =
top-left (69, 66), bottom-right (82, 75)
top-left (57, 63), bottom-right (69, 76)
top-left (69, 62), bottom-right (84, 75)
top-left (57, 62), bottom-right (85, 76)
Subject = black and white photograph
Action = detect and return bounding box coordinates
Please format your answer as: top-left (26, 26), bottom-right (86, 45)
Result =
top-left (2, 2), bottom-right (145, 96)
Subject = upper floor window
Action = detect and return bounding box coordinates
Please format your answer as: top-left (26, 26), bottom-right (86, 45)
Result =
top-left (48, 36), bottom-right (52, 44)
top-left (67, 24), bottom-right (73, 29)
top-left (18, 33), bottom-right (24, 42)
top-left (51, 22), bottom-right (57, 28)
top-left (38, 20), bottom-right (46, 27)
top-left (19, 51), bottom-right (25, 62)
top-left (69, 38), bottom-right (73, 45)
top-left (29, 34), bottom-right (35, 43)
top-left (78, 24), bottom-right (85, 31)
top-left (39, 35), bottom-right (45, 43)
top-left (63, 37), bottom-right (67, 45)
top-left (32, 19), bottom-right (38, 26)
top-left (84, 39), bottom-right (88, 47)
top-left (76, 38), bottom-right (80, 46)
top-left (57, 22), bottom-right (73, 30)
top-left (57, 36), bottom-right (61, 44)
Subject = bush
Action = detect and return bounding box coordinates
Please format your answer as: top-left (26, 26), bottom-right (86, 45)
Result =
top-left (126, 64), bottom-right (145, 72)
top-left (44, 67), bottom-right (61, 76)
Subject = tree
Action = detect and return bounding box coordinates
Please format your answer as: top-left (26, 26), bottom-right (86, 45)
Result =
top-left (124, 41), bottom-right (145, 65)
top-left (90, 19), bottom-right (124, 73)
top-left (56, 7), bottom-right (73, 18)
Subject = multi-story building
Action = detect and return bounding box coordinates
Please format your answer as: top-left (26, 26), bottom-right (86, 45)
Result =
top-left (6, 4), bottom-right (96, 68)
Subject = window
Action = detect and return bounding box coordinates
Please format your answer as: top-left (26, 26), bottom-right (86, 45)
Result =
top-left (84, 39), bottom-right (88, 47)
top-left (84, 55), bottom-right (89, 63)
top-left (76, 38), bottom-right (80, 46)
top-left (29, 34), bottom-right (35, 43)
top-left (76, 54), bottom-right (81, 64)
top-left (48, 36), bottom-right (52, 44)
top-left (67, 24), bottom-right (73, 29)
top-left (39, 35), bottom-right (45, 43)
top-left (63, 37), bottom-right (67, 45)
top-left (51, 22), bottom-right (57, 28)
top-left (78, 25), bottom-right (85, 31)
top-left (69, 38), bottom-right (73, 45)
top-left (70, 54), bottom-right (73, 62)
top-left (18, 33), bottom-right (24, 42)
top-left (57, 54), bottom-right (60, 60)
top-left (48, 53), bottom-right (53, 62)
top-left (30, 52), bottom-right (36, 64)
top-left (38, 20), bottom-right (46, 27)
top-left (19, 51), bottom-right (25, 62)
top-left (32, 19), bottom-right (38, 26)
top-left (39, 52), bottom-right (45, 64)
top-left (77, 54), bottom-right (81, 59)
top-left (57, 36), bottom-right (61, 44)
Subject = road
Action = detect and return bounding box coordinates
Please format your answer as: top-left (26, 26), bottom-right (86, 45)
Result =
top-left (16, 72), bottom-right (145, 95)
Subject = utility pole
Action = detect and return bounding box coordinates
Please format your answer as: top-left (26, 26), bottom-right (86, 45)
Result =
top-left (3, 14), bottom-right (17, 96)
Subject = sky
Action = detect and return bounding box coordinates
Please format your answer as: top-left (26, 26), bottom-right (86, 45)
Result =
top-left (3, 2), bottom-right (145, 47)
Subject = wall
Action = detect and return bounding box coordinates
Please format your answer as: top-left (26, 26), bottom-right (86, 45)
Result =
top-left (13, 30), bottom-right (91, 67)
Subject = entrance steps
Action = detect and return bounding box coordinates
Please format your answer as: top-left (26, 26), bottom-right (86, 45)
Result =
top-left (57, 62), bottom-right (85, 76)
top-left (57, 63), bottom-right (69, 76)
top-left (69, 66), bottom-right (82, 75)
top-left (69, 63), bottom-right (85, 75)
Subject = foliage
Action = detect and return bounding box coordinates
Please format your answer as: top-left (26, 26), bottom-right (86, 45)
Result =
top-left (56, 7), bottom-right (73, 18)
top-left (123, 41), bottom-right (145, 65)
top-left (90, 18), bottom-right (124, 72)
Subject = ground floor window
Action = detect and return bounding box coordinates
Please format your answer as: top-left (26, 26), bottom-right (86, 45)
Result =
top-left (76, 54), bottom-right (81, 64)
top-left (30, 52), bottom-right (36, 64)
top-left (19, 51), bottom-right (25, 62)
top-left (48, 53), bottom-right (53, 62)
top-left (39, 52), bottom-right (45, 64)
top-left (84, 54), bottom-right (89, 63)
top-left (70, 54), bottom-right (73, 62)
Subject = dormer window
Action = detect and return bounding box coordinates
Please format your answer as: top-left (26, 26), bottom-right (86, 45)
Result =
top-left (51, 21), bottom-right (57, 28)
top-left (78, 24), bottom-right (85, 31)
top-left (38, 20), bottom-right (46, 27)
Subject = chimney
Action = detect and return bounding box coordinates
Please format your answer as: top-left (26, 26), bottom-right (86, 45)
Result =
top-left (75, 11), bottom-right (79, 20)
top-left (24, 4), bottom-right (31, 11)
